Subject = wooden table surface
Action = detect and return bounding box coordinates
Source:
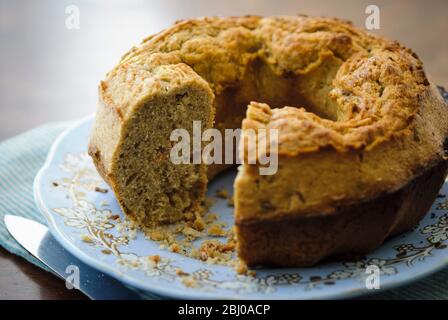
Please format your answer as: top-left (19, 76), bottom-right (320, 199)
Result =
top-left (0, 0), bottom-right (447, 299)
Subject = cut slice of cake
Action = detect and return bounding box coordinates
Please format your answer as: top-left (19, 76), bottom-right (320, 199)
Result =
top-left (89, 64), bottom-right (215, 226)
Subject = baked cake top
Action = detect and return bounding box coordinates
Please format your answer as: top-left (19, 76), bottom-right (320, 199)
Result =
top-left (100, 15), bottom-right (433, 154)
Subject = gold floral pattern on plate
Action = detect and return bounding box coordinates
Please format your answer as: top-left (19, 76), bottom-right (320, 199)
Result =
top-left (48, 152), bottom-right (448, 295)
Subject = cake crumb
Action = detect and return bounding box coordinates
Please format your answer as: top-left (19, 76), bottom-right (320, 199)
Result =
top-left (148, 229), bottom-right (167, 241)
top-left (52, 181), bottom-right (59, 187)
top-left (193, 213), bottom-right (205, 231)
top-left (207, 224), bottom-right (226, 237)
top-left (182, 226), bottom-right (203, 239)
top-left (175, 268), bottom-right (190, 276)
top-left (169, 243), bottom-right (181, 253)
top-left (195, 239), bottom-right (234, 263)
top-left (135, 205), bottom-right (237, 267)
top-left (148, 255), bottom-right (161, 264)
top-left (234, 260), bottom-right (256, 276)
top-left (101, 249), bottom-right (112, 255)
top-left (205, 213), bottom-right (218, 223)
top-left (115, 218), bottom-right (138, 240)
top-left (235, 261), bottom-right (248, 275)
top-left (181, 276), bottom-right (198, 288)
top-left (247, 270), bottom-right (257, 277)
top-left (94, 186), bottom-right (108, 193)
top-left (221, 241), bottom-right (235, 252)
top-left (216, 187), bottom-right (229, 199)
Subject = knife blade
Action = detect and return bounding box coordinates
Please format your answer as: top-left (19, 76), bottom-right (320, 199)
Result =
top-left (4, 215), bottom-right (146, 300)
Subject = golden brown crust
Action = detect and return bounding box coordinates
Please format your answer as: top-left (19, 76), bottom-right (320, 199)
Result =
top-left (102, 15), bottom-right (429, 153)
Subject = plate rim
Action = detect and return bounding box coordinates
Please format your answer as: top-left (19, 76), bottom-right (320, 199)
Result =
top-left (33, 115), bottom-right (448, 300)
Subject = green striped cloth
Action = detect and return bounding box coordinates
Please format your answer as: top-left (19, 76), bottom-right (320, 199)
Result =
top-left (0, 122), bottom-right (447, 299)
top-left (0, 122), bottom-right (71, 270)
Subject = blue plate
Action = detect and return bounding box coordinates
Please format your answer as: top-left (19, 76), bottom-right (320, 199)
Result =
top-left (34, 115), bottom-right (448, 299)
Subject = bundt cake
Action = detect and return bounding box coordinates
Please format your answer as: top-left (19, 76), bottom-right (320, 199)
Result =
top-left (88, 15), bottom-right (448, 267)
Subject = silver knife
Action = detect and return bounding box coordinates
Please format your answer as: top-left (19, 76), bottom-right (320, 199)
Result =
top-left (4, 215), bottom-right (148, 300)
